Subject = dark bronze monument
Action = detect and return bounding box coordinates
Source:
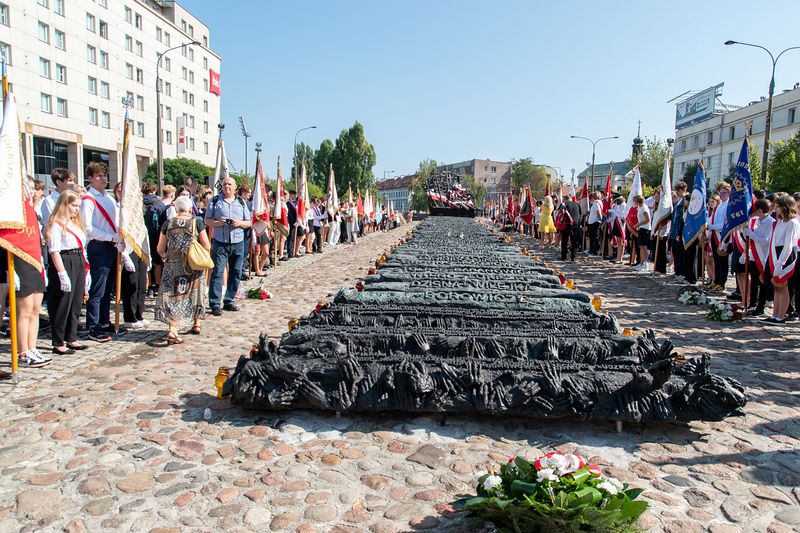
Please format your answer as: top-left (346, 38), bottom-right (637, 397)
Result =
top-left (226, 218), bottom-right (746, 423)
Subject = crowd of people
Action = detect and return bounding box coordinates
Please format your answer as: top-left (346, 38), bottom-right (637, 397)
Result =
top-left (492, 181), bottom-right (800, 325)
top-left (1, 165), bottom-right (409, 374)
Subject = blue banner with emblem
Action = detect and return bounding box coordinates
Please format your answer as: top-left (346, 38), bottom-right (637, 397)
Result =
top-left (682, 163), bottom-right (707, 248)
top-left (721, 138), bottom-right (753, 243)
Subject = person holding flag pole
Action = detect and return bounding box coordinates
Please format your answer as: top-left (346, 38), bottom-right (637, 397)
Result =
top-left (0, 61), bottom-right (48, 376)
top-left (625, 163), bottom-right (643, 266)
top-left (326, 164), bottom-right (340, 246)
top-left (651, 146), bottom-right (674, 275)
top-left (210, 125), bottom-right (228, 194)
top-left (250, 145), bottom-right (271, 276)
top-left (271, 157), bottom-right (290, 266)
top-left (722, 137), bottom-right (755, 312)
top-left (682, 163), bottom-right (708, 285)
top-left (598, 165), bottom-right (613, 258)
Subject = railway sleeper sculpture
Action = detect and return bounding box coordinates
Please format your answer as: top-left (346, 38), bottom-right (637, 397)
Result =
top-left (226, 217), bottom-right (746, 423)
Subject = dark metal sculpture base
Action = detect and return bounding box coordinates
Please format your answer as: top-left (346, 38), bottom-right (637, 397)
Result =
top-left (226, 218), bottom-right (746, 423)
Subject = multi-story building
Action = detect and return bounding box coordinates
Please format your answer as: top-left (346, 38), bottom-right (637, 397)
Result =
top-left (673, 85), bottom-right (800, 188)
top-left (376, 174), bottom-right (413, 213)
top-left (576, 161), bottom-right (634, 193)
top-left (0, 0), bottom-right (221, 187)
top-left (436, 158), bottom-right (511, 205)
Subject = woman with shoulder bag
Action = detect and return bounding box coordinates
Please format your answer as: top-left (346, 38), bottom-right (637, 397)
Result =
top-left (155, 196), bottom-right (211, 344)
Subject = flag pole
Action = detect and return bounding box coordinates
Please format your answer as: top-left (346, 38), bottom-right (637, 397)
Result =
top-left (3, 60), bottom-right (20, 383)
top-left (115, 105), bottom-right (132, 334)
top-left (652, 235), bottom-right (661, 275)
top-left (743, 236), bottom-right (751, 310)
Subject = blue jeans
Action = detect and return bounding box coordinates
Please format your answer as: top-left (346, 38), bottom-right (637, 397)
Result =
top-left (208, 240), bottom-right (244, 308)
top-left (86, 240), bottom-right (116, 330)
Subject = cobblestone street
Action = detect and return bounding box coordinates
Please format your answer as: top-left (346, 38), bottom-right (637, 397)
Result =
top-left (0, 220), bottom-right (798, 533)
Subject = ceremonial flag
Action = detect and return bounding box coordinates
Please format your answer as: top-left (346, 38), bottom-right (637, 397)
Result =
top-left (625, 166), bottom-right (643, 232)
top-left (296, 163), bottom-right (309, 230)
top-left (326, 164), bottom-right (339, 216)
top-left (581, 180), bottom-right (589, 200)
top-left (682, 163), bottom-right (707, 249)
top-left (652, 150), bottom-right (674, 231)
top-left (365, 192), bottom-right (373, 217)
top-left (210, 132), bottom-right (228, 193)
top-left (544, 176), bottom-right (551, 197)
top-left (0, 81), bottom-right (43, 271)
top-left (388, 200), bottom-right (394, 219)
top-left (272, 157), bottom-right (289, 236)
top-left (507, 188), bottom-right (516, 219)
top-left (251, 152), bottom-right (270, 235)
top-left (520, 187), bottom-right (534, 225)
top-left (118, 116), bottom-right (150, 266)
top-left (569, 180), bottom-right (576, 199)
top-left (356, 189), bottom-right (364, 217)
top-left (722, 138), bottom-right (754, 243)
top-left (602, 167), bottom-right (613, 214)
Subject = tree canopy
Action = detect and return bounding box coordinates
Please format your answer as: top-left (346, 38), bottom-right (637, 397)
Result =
top-left (510, 158), bottom-right (549, 194)
top-left (143, 158), bottom-right (214, 188)
top-left (410, 158), bottom-right (437, 212)
top-left (330, 122), bottom-right (377, 195)
top-left (767, 132), bottom-right (800, 193)
top-left (624, 137), bottom-right (671, 188)
top-left (312, 139), bottom-right (335, 190)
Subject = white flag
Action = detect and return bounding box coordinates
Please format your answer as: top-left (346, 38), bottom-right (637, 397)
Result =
top-left (625, 166), bottom-right (643, 220)
top-left (118, 119), bottom-right (150, 267)
top-left (326, 164), bottom-right (339, 215)
top-left (0, 93), bottom-right (26, 227)
top-left (652, 151), bottom-right (674, 232)
top-left (210, 137), bottom-right (228, 193)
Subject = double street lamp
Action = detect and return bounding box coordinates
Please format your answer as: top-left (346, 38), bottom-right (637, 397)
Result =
top-left (383, 170), bottom-right (395, 181)
top-left (724, 40), bottom-right (800, 184)
top-left (570, 135), bottom-right (619, 192)
top-left (156, 40), bottom-right (200, 195)
top-left (293, 125), bottom-right (317, 190)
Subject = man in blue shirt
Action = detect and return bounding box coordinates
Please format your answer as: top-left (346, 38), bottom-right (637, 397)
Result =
top-left (204, 177), bottom-right (252, 315)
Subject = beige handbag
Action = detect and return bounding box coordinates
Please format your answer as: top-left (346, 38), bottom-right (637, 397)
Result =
top-left (185, 219), bottom-right (214, 271)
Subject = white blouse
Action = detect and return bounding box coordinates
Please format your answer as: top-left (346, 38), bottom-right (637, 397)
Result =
top-left (47, 220), bottom-right (86, 253)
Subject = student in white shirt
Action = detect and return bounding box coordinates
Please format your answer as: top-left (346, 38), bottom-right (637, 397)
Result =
top-left (632, 195), bottom-right (651, 271)
top-left (766, 195), bottom-right (800, 324)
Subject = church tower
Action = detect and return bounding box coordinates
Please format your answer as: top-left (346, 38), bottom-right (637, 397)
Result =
top-left (632, 120), bottom-right (644, 160)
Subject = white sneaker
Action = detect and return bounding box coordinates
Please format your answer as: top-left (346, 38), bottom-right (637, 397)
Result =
top-left (632, 263), bottom-right (645, 271)
top-left (138, 319), bottom-right (150, 327)
top-left (124, 321), bottom-right (145, 330)
top-left (19, 350), bottom-right (51, 368)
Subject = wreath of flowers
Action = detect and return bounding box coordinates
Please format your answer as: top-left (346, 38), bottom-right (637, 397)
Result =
top-left (246, 287), bottom-right (272, 300)
top-left (455, 451), bottom-right (648, 532)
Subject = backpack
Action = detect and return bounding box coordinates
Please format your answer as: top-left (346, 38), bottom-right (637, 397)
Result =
top-left (144, 201), bottom-right (162, 235)
top-left (554, 207), bottom-right (573, 231)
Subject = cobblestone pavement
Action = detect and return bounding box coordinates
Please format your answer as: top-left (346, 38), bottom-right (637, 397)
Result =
top-left (1, 220), bottom-right (799, 533)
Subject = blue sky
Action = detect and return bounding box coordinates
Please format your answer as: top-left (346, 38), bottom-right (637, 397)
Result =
top-left (188, 0), bottom-right (800, 184)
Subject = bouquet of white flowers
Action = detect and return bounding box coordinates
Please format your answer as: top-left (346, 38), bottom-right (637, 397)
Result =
top-left (678, 290), bottom-right (708, 305)
top-left (708, 301), bottom-right (735, 321)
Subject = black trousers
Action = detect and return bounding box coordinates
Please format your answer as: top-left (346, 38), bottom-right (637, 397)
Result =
top-left (711, 239), bottom-right (729, 287)
top-left (670, 238), bottom-right (684, 276)
top-left (654, 236), bottom-right (668, 274)
top-left (560, 226), bottom-right (579, 260)
top-left (757, 264), bottom-right (775, 310)
top-left (313, 225), bottom-right (322, 252)
top-left (286, 226), bottom-right (296, 257)
top-left (588, 222), bottom-right (600, 255)
top-left (683, 242), bottom-right (698, 284)
top-left (47, 251), bottom-right (85, 347)
top-left (122, 253), bottom-right (148, 323)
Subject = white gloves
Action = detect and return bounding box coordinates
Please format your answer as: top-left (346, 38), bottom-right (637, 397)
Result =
top-left (58, 271), bottom-right (71, 293)
top-left (122, 254), bottom-right (136, 273)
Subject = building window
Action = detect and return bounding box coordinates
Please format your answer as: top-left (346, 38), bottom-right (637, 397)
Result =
top-left (136, 95), bottom-right (144, 111)
top-left (729, 126), bottom-right (735, 140)
top-left (182, 66), bottom-right (187, 80)
top-left (135, 41), bottom-right (142, 57)
top-left (40, 93), bottom-right (52, 113)
top-left (203, 100), bottom-right (208, 112)
top-left (88, 76), bottom-right (97, 94)
top-left (188, 94), bottom-right (194, 105)
top-left (189, 71), bottom-right (194, 84)
top-left (165, 130), bottom-right (172, 144)
top-left (203, 78), bottom-right (207, 90)
top-left (203, 36), bottom-right (208, 47)
top-left (203, 57), bottom-right (208, 69)
top-left (182, 90), bottom-right (188, 103)
top-left (156, 27), bottom-right (162, 42)
top-left (99, 20), bottom-right (107, 38)
top-left (56, 98), bottom-right (67, 117)
top-left (39, 58), bottom-right (51, 79)
top-left (189, 48), bottom-right (194, 61)
top-left (125, 63), bottom-right (133, 79)
top-left (790, 108), bottom-right (797, 124)
top-left (137, 122), bottom-right (144, 137)
top-left (37, 0), bottom-right (48, 7)
top-left (55, 64), bottom-right (66, 83)
top-left (165, 32), bottom-right (170, 46)
top-left (98, 0), bottom-right (106, 7)
top-left (692, 135), bottom-right (699, 148)
top-left (188, 24), bottom-right (194, 37)
top-left (491, 166), bottom-right (497, 172)
top-left (136, 68), bottom-right (143, 83)
top-left (164, 57), bottom-right (171, 72)
top-left (53, 0), bottom-right (64, 15)
top-left (86, 13), bottom-right (95, 32)
top-left (707, 132), bottom-right (713, 145)
top-left (203, 121), bottom-right (208, 133)
top-left (189, 138), bottom-right (195, 150)
top-left (101, 111), bottom-right (110, 129)
top-left (125, 35), bottom-right (132, 51)
top-left (100, 50), bottom-right (108, 68)
top-left (165, 106), bottom-right (171, 120)
top-left (55, 29), bottom-right (65, 49)
top-left (181, 44), bottom-right (187, 58)
top-left (38, 21), bottom-right (50, 43)
top-left (87, 45), bottom-right (97, 63)
top-left (680, 161), bottom-right (686, 172)
top-left (100, 81), bottom-right (109, 98)
top-left (135, 13), bottom-right (142, 29)
top-left (181, 19), bottom-right (186, 32)
top-left (204, 142), bottom-right (208, 154)
top-left (126, 90), bottom-right (133, 102)
top-left (164, 82), bottom-right (171, 96)
top-left (0, 3), bottom-right (9, 26)
top-left (124, 6), bottom-right (132, 23)
top-left (747, 123), bottom-right (753, 136)
top-left (89, 108), bottom-right (98, 125)
top-left (728, 152), bottom-right (734, 165)
top-left (189, 116), bottom-right (195, 128)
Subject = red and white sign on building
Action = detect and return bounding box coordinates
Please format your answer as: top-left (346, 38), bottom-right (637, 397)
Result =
top-left (176, 116), bottom-right (186, 155)
top-left (209, 69), bottom-right (221, 96)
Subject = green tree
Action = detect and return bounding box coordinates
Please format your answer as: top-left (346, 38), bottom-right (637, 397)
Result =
top-left (461, 172), bottom-right (486, 207)
top-left (510, 158), bottom-right (549, 194)
top-left (410, 158), bottom-right (437, 211)
top-left (683, 161), bottom-right (699, 182)
top-left (625, 137), bottom-right (670, 187)
top-left (331, 122), bottom-right (377, 194)
top-left (312, 139), bottom-right (335, 190)
top-left (767, 133), bottom-right (800, 193)
top-left (290, 142), bottom-right (316, 186)
top-left (724, 141), bottom-right (763, 191)
top-left (143, 158), bottom-right (214, 188)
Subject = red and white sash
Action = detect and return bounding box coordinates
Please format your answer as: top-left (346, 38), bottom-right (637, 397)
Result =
top-left (769, 220), bottom-right (798, 284)
top-left (82, 193), bottom-right (117, 234)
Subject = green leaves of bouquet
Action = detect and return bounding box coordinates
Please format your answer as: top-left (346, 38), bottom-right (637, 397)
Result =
top-left (453, 452), bottom-right (649, 532)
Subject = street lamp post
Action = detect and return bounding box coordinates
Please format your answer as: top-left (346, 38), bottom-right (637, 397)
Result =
top-left (238, 116), bottom-right (251, 177)
top-left (293, 125), bottom-right (317, 191)
top-left (570, 135), bottom-right (619, 192)
top-left (383, 170), bottom-right (395, 181)
top-left (724, 40), bottom-right (800, 184)
top-left (156, 41), bottom-right (200, 196)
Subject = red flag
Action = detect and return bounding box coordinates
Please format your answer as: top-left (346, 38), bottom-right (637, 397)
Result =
top-left (544, 177), bottom-right (551, 197)
top-left (506, 189), bottom-right (516, 219)
top-left (602, 171), bottom-right (612, 214)
top-left (581, 181), bottom-right (589, 199)
top-left (520, 187), bottom-right (534, 225)
top-left (0, 198), bottom-right (43, 273)
top-left (356, 190), bottom-right (364, 217)
top-left (272, 158), bottom-right (289, 232)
